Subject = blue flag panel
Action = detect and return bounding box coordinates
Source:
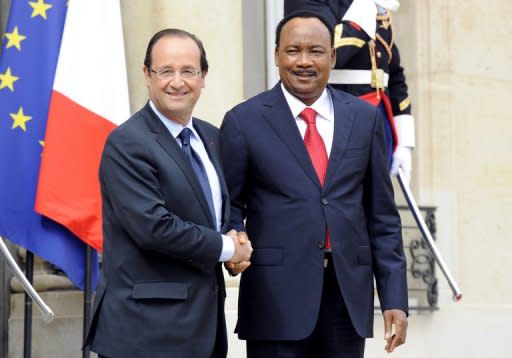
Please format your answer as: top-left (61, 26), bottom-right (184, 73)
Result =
top-left (0, 0), bottom-right (98, 290)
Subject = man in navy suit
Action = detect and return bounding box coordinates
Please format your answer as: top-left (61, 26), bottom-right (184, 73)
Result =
top-left (221, 11), bottom-right (407, 358)
top-left (85, 29), bottom-right (252, 358)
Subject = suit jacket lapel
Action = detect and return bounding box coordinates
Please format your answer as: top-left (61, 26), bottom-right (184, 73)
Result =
top-left (263, 84), bottom-right (323, 189)
top-left (324, 87), bottom-right (355, 189)
top-left (142, 104), bottom-right (214, 227)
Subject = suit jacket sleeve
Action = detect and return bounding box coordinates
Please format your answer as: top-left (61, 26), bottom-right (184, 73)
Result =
top-left (364, 108), bottom-right (409, 313)
top-left (219, 110), bottom-right (249, 232)
top-left (100, 128), bottom-right (223, 272)
top-left (387, 41), bottom-right (412, 116)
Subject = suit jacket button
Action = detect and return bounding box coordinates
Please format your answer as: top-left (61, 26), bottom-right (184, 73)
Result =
top-left (317, 241), bottom-right (325, 249)
top-left (321, 198), bottom-right (328, 205)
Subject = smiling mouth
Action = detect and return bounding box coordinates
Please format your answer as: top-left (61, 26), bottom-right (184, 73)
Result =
top-left (293, 70), bottom-right (316, 79)
top-left (167, 92), bottom-right (188, 97)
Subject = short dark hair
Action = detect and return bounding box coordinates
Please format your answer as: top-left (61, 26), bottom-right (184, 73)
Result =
top-left (275, 10), bottom-right (334, 47)
top-left (144, 28), bottom-right (209, 73)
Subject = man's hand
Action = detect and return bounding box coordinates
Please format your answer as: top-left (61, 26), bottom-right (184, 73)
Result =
top-left (224, 260), bottom-right (251, 275)
top-left (391, 146), bottom-right (412, 184)
top-left (225, 230), bottom-right (253, 275)
top-left (383, 309), bottom-right (408, 353)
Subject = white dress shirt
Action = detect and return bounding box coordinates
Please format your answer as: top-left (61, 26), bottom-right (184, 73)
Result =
top-left (280, 84), bottom-right (334, 157)
top-left (149, 101), bottom-right (234, 261)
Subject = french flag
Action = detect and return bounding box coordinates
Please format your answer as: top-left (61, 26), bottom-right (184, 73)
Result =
top-left (35, 0), bottom-right (130, 252)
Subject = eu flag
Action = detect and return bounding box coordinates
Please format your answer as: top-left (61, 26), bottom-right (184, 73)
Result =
top-left (0, 0), bottom-right (97, 290)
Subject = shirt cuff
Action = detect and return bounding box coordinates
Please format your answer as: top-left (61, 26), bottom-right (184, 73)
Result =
top-left (394, 114), bottom-right (415, 148)
top-left (219, 234), bottom-right (235, 262)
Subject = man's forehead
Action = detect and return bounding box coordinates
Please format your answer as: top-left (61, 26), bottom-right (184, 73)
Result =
top-left (281, 17), bottom-right (330, 41)
top-left (154, 35), bottom-right (196, 49)
top-left (151, 36), bottom-right (201, 61)
top-left (284, 17), bottom-right (328, 30)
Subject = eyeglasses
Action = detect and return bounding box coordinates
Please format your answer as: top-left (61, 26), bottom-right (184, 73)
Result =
top-left (150, 67), bottom-right (202, 81)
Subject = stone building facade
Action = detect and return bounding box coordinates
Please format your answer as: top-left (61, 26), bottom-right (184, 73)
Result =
top-left (1, 1), bottom-right (511, 357)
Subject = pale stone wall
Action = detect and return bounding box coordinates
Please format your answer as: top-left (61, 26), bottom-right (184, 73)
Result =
top-left (394, 1), bottom-right (512, 304)
top-left (380, 1), bottom-right (512, 357)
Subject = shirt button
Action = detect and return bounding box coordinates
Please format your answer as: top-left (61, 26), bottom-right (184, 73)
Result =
top-left (321, 198), bottom-right (328, 205)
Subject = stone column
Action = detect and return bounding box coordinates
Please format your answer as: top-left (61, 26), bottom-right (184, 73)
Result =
top-left (1, 2), bottom-right (13, 353)
top-left (0, 0), bottom-right (11, 39)
top-left (0, 0), bottom-right (13, 344)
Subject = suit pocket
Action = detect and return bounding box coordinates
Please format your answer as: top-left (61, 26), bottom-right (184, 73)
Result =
top-left (251, 247), bottom-right (284, 266)
top-left (357, 246), bottom-right (372, 265)
top-left (131, 282), bottom-right (189, 300)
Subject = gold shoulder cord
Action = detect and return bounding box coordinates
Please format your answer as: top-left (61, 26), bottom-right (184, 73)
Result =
top-left (369, 40), bottom-right (384, 97)
top-left (376, 10), bottom-right (394, 63)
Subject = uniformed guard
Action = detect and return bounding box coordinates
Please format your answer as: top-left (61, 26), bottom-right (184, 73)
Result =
top-left (284, 0), bottom-right (415, 183)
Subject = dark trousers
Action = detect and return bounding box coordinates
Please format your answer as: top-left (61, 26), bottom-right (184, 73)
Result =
top-left (246, 256), bottom-right (365, 358)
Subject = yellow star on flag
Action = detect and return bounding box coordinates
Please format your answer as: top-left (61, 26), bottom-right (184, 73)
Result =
top-left (4, 26), bottom-right (27, 51)
top-left (29, 0), bottom-right (53, 20)
top-left (10, 107), bottom-right (32, 132)
top-left (0, 67), bottom-right (20, 92)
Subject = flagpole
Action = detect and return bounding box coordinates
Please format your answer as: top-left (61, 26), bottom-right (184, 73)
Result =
top-left (23, 250), bottom-right (34, 358)
top-left (82, 245), bottom-right (93, 358)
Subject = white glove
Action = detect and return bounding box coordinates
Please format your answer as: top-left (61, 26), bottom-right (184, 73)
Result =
top-left (391, 146), bottom-right (412, 184)
top-left (342, 0), bottom-right (377, 39)
top-left (374, 0), bottom-right (400, 12)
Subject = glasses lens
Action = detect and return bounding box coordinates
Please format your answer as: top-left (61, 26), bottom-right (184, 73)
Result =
top-left (180, 69), bottom-right (198, 80)
top-left (158, 69), bottom-right (174, 80)
top-left (154, 68), bottom-right (199, 80)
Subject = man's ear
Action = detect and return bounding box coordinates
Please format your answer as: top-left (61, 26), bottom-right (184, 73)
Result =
top-left (274, 47), bottom-right (279, 67)
top-left (200, 71), bottom-right (207, 89)
top-left (143, 66), bottom-right (151, 86)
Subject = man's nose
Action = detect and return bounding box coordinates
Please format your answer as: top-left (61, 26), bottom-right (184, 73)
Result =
top-left (168, 74), bottom-right (185, 88)
top-left (296, 51), bottom-right (313, 66)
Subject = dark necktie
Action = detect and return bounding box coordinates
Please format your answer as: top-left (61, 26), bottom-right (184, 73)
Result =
top-left (178, 128), bottom-right (216, 226)
top-left (300, 108), bottom-right (330, 249)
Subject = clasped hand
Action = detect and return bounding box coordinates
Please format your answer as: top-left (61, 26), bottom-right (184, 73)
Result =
top-left (225, 230), bottom-right (253, 275)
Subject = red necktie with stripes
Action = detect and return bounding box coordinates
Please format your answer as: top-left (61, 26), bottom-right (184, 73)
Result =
top-left (300, 108), bottom-right (331, 249)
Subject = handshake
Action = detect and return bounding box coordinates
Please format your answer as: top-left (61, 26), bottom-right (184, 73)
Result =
top-left (225, 229), bottom-right (253, 275)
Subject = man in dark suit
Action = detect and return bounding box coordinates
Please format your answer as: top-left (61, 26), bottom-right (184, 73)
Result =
top-left (85, 29), bottom-right (252, 358)
top-left (220, 11), bottom-right (407, 357)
